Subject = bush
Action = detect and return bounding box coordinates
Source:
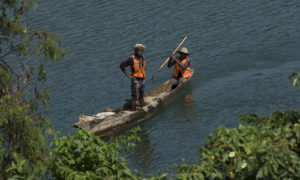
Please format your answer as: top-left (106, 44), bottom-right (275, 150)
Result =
top-left (176, 110), bottom-right (300, 179)
top-left (50, 129), bottom-right (140, 180)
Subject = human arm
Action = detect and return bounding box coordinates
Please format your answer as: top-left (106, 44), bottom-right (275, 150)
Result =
top-left (173, 58), bottom-right (190, 69)
top-left (119, 57), bottom-right (135, 80)
top-left (167, 54), bottom-right (176, 67)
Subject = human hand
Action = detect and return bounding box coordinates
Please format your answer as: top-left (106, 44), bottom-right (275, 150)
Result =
top-left (169, 54), bottom-right (175, 59)
top-left (174, 58), bottom-right (182, 65)
top-left (128, 75), bottom-right (136, 80)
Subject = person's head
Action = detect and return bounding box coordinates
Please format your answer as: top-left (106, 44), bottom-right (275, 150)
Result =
top-left (133, 44), bottom-right (145, 57)
top-left (178, 47), bottom-right (189, 59)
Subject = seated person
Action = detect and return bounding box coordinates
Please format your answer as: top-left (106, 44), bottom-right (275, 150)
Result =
top-left (167, 47), bottom-right (192, 92)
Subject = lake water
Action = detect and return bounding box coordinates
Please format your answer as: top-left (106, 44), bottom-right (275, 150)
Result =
top-left (32, 0), bottom-right (300, 176)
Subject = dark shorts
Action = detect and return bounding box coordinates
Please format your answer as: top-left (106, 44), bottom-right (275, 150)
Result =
top-left (131, 78), bottom-right (145, 98)
top-left (167, 77), bottom-right (188, 91)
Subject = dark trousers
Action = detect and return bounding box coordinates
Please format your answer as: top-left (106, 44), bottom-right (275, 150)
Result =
top-left (131, 78), bottom-right (145, 108)
top-left (131, 78), bottom-right (145, 98)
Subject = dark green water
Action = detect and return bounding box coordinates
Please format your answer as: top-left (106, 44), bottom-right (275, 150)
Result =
top-left (32, 0), bottom-right (300, 175)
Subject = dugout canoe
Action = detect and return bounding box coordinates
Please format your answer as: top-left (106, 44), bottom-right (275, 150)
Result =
top-left (73, 68), bottom-right (194, 137)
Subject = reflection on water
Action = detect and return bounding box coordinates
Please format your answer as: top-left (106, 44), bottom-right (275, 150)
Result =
top-left (127, 129), bottom-right (160, 174)
top-left (180, 89), bottom-right (198, 122)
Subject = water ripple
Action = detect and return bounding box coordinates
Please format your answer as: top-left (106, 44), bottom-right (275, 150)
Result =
top-left (32, 0), bottom-right (300, 176)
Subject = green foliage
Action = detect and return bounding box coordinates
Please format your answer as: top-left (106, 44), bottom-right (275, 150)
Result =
top-left (0, 94), bottom-right (51, 179)
top-left (176, 110), bottom-right (300, 180)
top-left (5, 153), bottom-right (37, 180)
top-left (139, 173), bottom-right (170, 180)
top-left (50, 129), bottom-right (140, 180)
top-left (0, 0), bottom-right (68, 179)
top-left (0, 65), bottom-right (10, 98)
top-left (289, 72), bottom-right (300, 90)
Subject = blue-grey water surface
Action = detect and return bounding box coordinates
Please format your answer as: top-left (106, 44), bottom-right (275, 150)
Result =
top-left (32, 0), bottom-right (300, 176)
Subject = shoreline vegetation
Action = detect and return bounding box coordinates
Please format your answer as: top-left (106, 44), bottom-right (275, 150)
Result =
top-left (1, 1), bottom-right (300, 179)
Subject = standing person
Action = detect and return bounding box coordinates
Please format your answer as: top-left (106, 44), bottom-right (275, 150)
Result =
top-left (120, 44), bottom-right (146, 110)
top-left (167, 47), bottom-right (192, 92)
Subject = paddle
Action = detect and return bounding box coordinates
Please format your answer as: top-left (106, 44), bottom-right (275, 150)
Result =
top-left (151, 36), bottom-right (187, 81)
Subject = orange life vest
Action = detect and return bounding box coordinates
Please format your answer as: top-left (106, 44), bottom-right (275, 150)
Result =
top-left (130, 55), bottom-right (146, 78)
top-left (172, 57), bottom-right (192, 78)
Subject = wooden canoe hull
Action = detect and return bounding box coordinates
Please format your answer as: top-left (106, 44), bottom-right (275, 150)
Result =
top-left (73, 69), bottom-right (194, 137)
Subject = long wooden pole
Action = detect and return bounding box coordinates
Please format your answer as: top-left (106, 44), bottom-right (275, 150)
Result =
top-left (151, 36), bottom-right (187, 81)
